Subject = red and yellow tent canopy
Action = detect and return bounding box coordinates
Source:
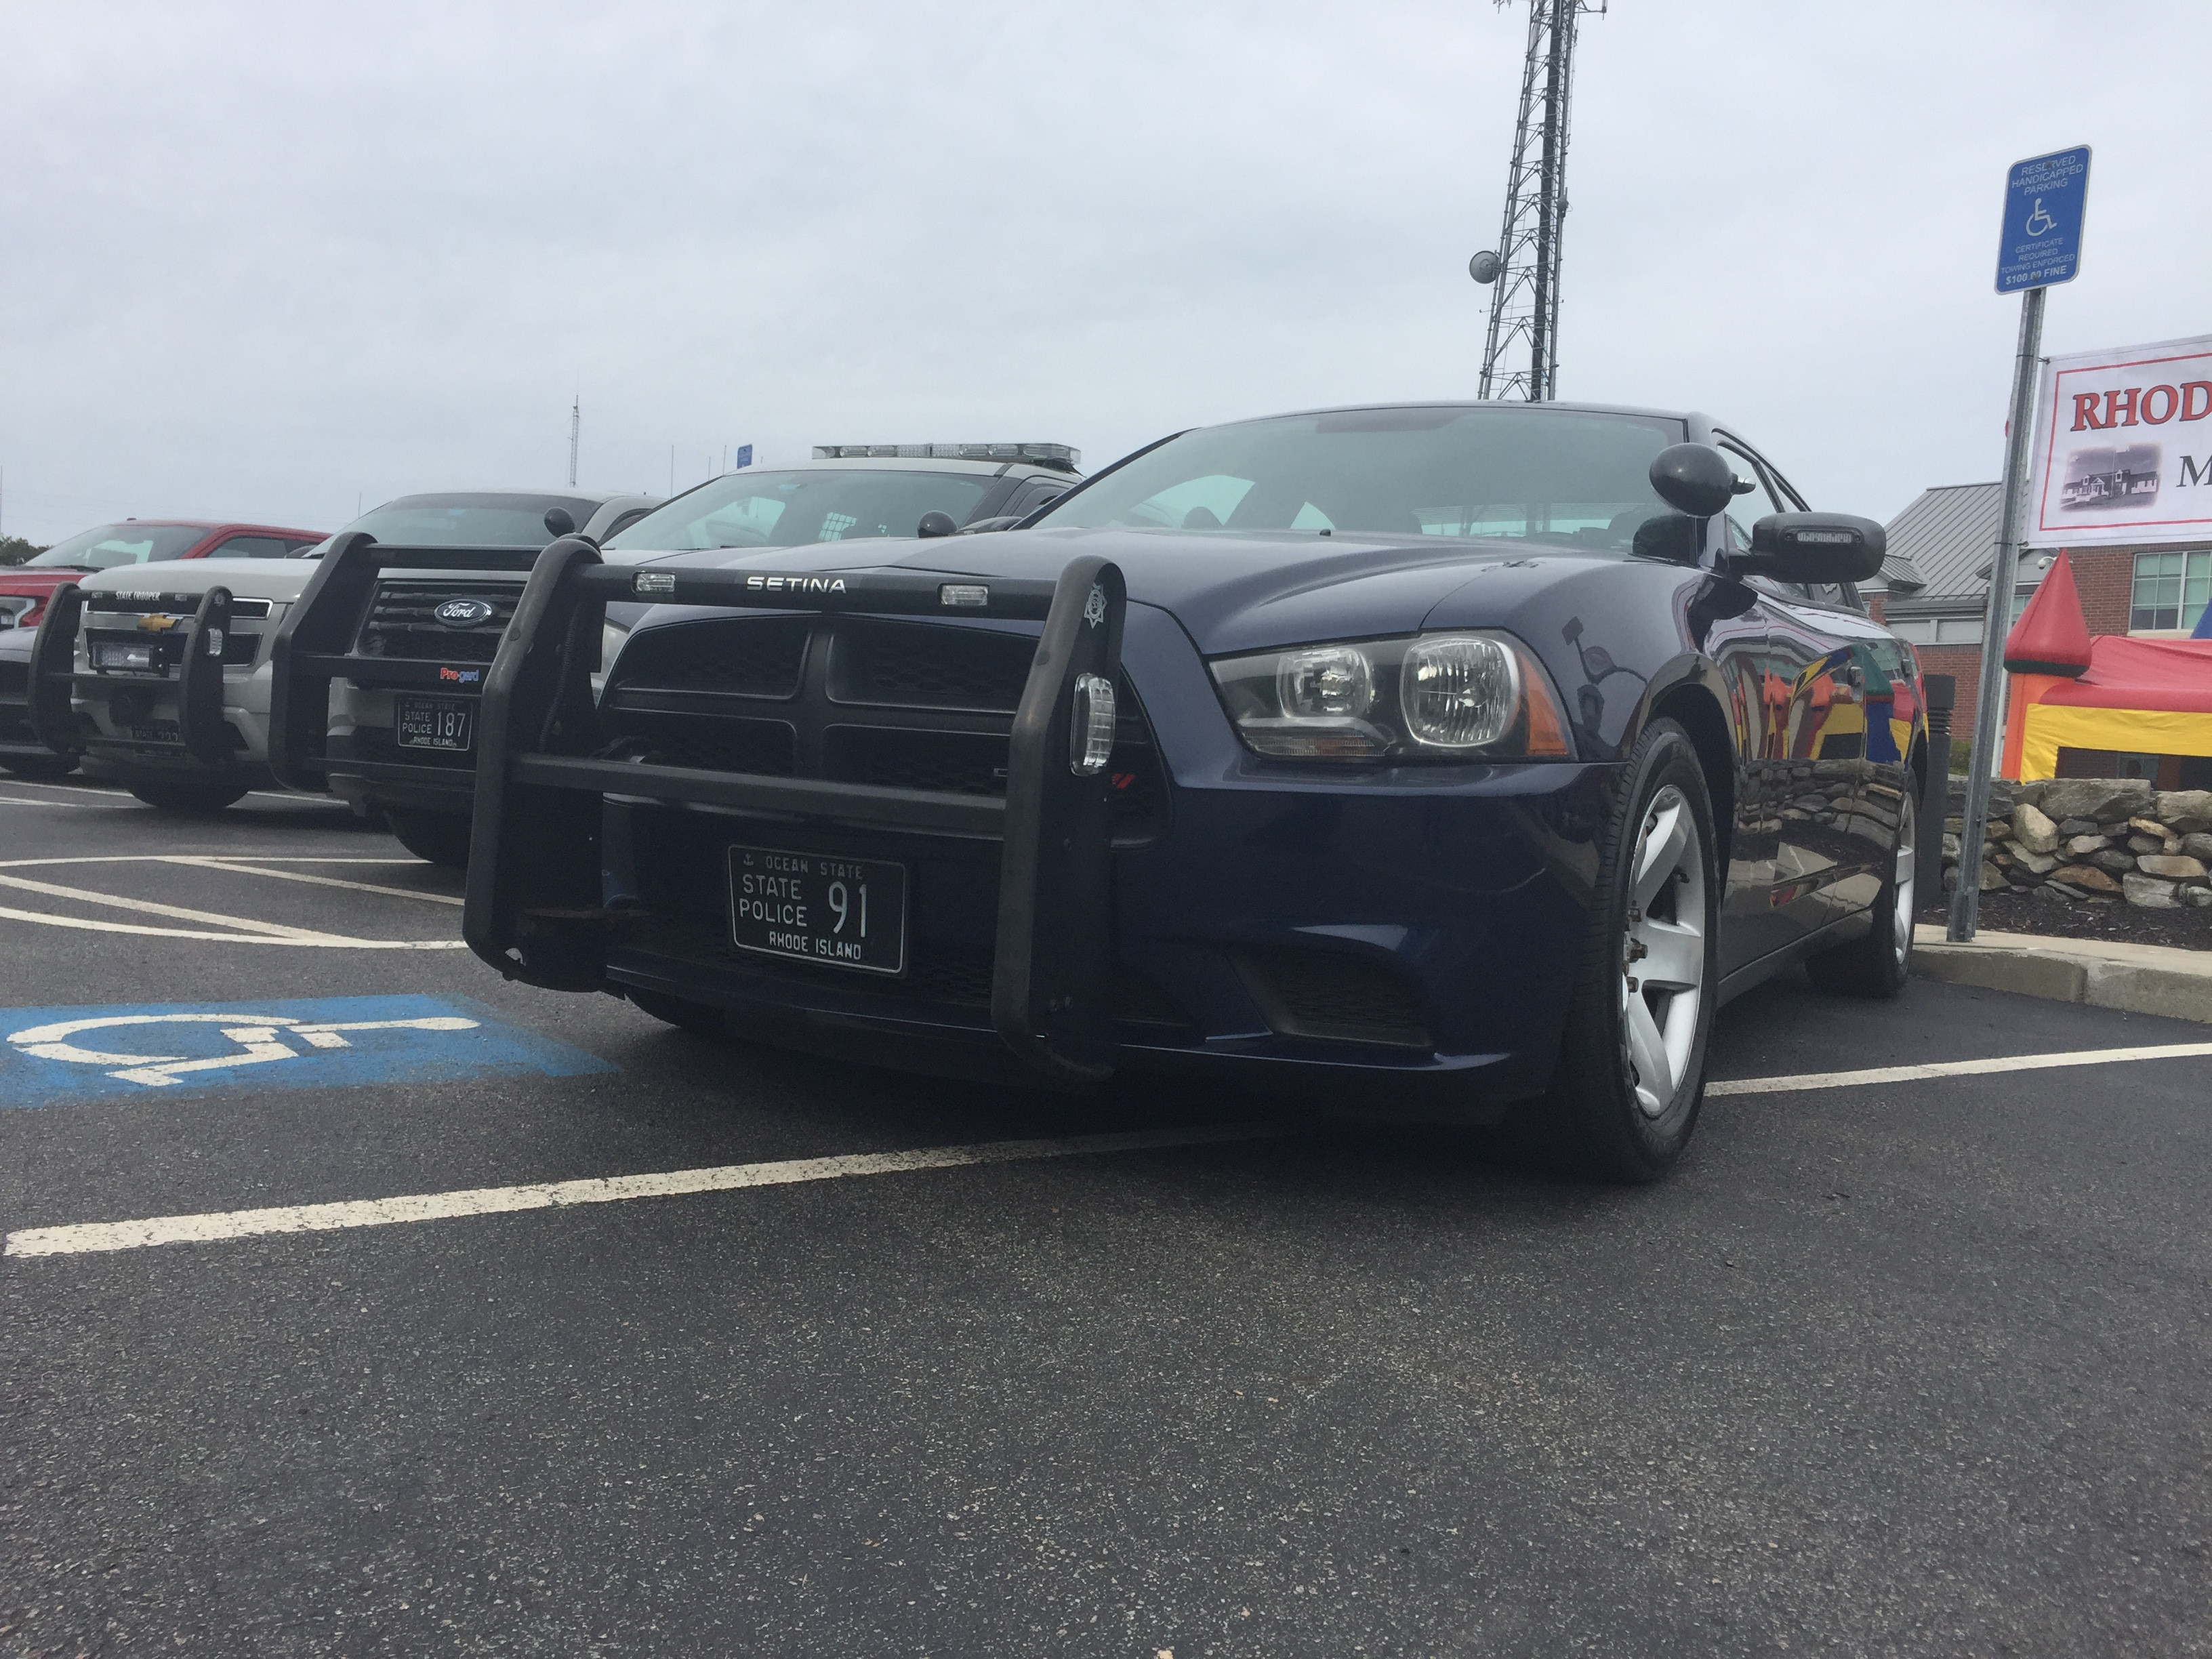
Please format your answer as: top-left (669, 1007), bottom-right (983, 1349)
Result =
top-left (2001, 550), bottom-right (2212, 779)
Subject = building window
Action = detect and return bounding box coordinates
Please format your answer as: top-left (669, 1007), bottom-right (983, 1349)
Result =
top-left (2131, 549), bottom-right (2211, 632)
top-left (1887, 619), bottom-right (1937, 644)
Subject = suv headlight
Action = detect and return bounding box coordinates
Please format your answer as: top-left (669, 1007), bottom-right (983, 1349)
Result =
top-left (1209, 631), bottom-right (1574, 761)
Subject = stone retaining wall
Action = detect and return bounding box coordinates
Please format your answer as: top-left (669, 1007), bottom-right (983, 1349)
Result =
top-left (1942, 780), bottom-right (2212, 911)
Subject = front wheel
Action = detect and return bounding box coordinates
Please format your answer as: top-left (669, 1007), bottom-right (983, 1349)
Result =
top-left (1805, 789), bottom-right (1915, 999)
top-left (387, 809), bottom-right (474, 869)
top-left (1538, 718), bottom-right (1720, 1183)
top-left (126, 776), bottom-right (249, 814)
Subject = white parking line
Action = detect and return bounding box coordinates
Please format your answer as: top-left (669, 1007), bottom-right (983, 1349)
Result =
top-left (3, 1122), bottom-right (1284, 1257)
top-left (16, 1037), bottom-right (2212, 1261)
top-left (0, 905), bottom-right (470, 947)
top-left (1705, 1042), bottom-right (2212, 1095)
top-left (159, 857), bottom-right (465, 907)
top-left (0, 855), bottom-right (431, 869)
top-left (0, 853), bottom-right (462, 945)
top-left (0, 794), bottom-right (134, 810)
top-left (0, 872), bottom-right (354, 941)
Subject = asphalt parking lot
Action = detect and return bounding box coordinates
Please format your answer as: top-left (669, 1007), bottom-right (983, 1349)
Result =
top-left (1, 774), bottom-right (2209, 1658)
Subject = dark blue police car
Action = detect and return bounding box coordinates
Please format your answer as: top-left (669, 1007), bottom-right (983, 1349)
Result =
top-left (459, 402), bottom-right (1921, 1181)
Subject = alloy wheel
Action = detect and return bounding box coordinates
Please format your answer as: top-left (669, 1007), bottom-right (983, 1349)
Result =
top-left (1620, 783), bottom-right (1707, 1118)
top-left (1892, 792), bottom-right (1917, 967)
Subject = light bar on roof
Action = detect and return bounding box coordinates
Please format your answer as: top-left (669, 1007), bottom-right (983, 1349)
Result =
top-left (811, 443), bottom-right (1080, 468)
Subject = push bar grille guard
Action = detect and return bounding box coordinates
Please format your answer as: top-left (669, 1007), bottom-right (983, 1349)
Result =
top-left (268, 534), bottom-right (545, 790)
top-left (461, 536), bottom-right (1131, 1084)
top-left (29, 582), bottom-right (241, 765)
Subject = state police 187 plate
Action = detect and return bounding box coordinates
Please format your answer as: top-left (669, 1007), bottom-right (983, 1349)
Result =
top-left (726, 845), bottom-right (907, 975)
top-left (396, 695), bottom-right (473, 752)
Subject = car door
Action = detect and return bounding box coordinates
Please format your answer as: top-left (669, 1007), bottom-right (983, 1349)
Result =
top-left (1700, 440), bottom-right (1799, 969)
top-left (1720, 436), bottom-right (1889, 943)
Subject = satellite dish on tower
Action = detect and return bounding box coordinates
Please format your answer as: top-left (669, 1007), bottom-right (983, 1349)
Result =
top-left (1469, 251), bottom-right (1502, 285)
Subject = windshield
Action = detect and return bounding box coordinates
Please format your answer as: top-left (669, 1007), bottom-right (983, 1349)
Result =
top-left (346, 494), bottom-right (602, 548)
top-left (605, 469), bottom-right (994, 552)
top-left (30, 523), bottom-right (208, 569)
top-left (1038, 406), bottom-right (1687, 550)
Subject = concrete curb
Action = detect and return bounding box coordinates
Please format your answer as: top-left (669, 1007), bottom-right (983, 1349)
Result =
top-left (1911, 925), bottom-right (2212, 1025)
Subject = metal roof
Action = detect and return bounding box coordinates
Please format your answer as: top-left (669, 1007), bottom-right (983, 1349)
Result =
top-left (1875, 483), bottom-right (2003, 601)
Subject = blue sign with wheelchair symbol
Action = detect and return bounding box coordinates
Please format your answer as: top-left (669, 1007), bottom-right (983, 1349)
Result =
top-left (1996, 146), bottom-right (2090, 294)
top-left (0, 995), bottom-right (614, 1106)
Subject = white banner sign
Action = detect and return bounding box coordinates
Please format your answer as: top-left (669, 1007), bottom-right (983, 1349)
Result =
top-left (2024, 333), bottom-right (2212, 548)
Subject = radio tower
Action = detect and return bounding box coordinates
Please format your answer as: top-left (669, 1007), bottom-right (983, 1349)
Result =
top-left (568, 394), bottom-right (581, 487)
top-left (1470, 0), bottom-right (1604, 401)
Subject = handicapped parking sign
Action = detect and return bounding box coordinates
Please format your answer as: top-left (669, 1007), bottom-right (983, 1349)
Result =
top-left (0, 995), bottom-right (613, 1105)
top-left (1996, 146), bottom-right (2090, 293)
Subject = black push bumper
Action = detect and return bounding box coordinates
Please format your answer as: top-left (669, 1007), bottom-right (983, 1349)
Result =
top-left (463, 538), bottom-right (1130, 1084)
top-left (28, 582), bottom-right (245, 768)
top-left (269, 533), bottom-right (538, 802)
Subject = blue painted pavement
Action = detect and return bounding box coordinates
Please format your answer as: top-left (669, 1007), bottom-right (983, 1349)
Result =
top-left (0, 995), bottom-right (613, 1106)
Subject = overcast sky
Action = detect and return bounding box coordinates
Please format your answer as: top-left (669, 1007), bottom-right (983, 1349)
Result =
top-left (3, 0), bottom-right (2207, 543)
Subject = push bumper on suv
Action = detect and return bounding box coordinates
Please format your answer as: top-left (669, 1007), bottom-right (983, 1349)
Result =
top-left (31, 583), bottom-right (274, 782)
top-left (468, 539), bottom-right (1618, 1101)
top-left (270, 535), bottom-right (533, 811)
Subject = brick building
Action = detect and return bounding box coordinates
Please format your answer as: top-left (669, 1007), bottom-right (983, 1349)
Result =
top-left (1862, 481), bottom-right (2211, 782)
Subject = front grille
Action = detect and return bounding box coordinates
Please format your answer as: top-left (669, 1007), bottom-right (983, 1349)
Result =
top-left (356, 581), bottom-right (520, 663)
top-left (0, 662), bottom-right (26, 698)
top-left (615, 616), bottom-right (808, 697)
top-left (827, 619), bottom-right (1033, 710)
top-left (1238, 947), bottom-right (1429, 1048)
top-left (602, 615), bottom-right (1170, 842)
top-left (220, 631), bottom-right (262, 666)
top-left (598, 713), bottom-right (795, 776)
top-left (825, 726), bottom-right (1006, 795)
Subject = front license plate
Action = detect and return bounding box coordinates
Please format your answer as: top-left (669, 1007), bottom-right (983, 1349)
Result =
top-left (727, 845), bottom-right (907, 976)
top-left (128, 720), bottom-right (180, 745)
top-left (396, 695), bottom-right (474, 752)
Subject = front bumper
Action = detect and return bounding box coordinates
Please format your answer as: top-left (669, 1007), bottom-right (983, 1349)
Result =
top-left (30, 583), bottom-right (276, 782)
top-left (466, 541), bottom-right (1617, 1101)
top-left (600, 758), bottom-right (1614, 1103)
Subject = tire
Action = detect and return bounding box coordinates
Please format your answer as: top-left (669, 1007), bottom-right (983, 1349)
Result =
top-left (627, 987), bottom-right (724, 1035)
top-left (1, 753), bottom-right (77, 781)
top-left (125, 776), bottom-right (249, 813)
top-left (388, 809), bottom-right (474, 869)
top-left (1805, 788), bottom-right (1915, 999)
top-left (1535, 718), bottom-right (1721, 1183)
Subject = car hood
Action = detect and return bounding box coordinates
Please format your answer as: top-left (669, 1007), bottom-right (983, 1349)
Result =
top-left (0, 568), bottom-right (92, 599)
top-left (664, 525), bottom-right (1617, 656)
top-left (75, 558), bottom-right (321, 605)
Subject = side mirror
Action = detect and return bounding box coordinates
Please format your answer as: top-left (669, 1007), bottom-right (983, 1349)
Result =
top-left (916, 511), bottom-right (958, 539)
top-left (1741, 513), bottom-right (1887, 583)
top-left (544, 506), bottom-right (577, 538)
top-left (1647, 444), bottom-right (1739, 518)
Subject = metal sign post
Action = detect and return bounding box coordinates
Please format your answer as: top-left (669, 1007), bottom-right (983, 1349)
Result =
top-left (1950, 146), bottom-right (2090, 942)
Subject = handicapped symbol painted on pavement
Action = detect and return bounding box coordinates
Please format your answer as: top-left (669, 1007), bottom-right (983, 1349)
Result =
top-left (0, 995), bottom-right (613, 1105)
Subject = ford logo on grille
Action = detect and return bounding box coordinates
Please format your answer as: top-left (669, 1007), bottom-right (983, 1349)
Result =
top-left (434, 598), bottom-right (496, 627)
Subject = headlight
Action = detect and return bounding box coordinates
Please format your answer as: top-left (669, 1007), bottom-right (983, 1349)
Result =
top-left (1209, 630), bottom-right (1573, 762)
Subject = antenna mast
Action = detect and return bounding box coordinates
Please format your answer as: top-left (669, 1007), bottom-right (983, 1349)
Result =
top-left (568, 395), bottom-right (581, 487)
top-left (1471, 0), bottom-right (1603, 401)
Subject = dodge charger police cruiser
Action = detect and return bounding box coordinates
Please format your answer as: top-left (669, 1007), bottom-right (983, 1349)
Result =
top-left (455, 404), bottom-right (1915, 1182)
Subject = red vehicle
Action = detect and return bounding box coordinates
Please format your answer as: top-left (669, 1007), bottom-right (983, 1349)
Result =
top-left (1, 518), bottom-right (325, 777)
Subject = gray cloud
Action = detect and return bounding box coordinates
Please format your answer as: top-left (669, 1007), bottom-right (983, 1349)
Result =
top-left (3, 0), bottom-right (2206, 541)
